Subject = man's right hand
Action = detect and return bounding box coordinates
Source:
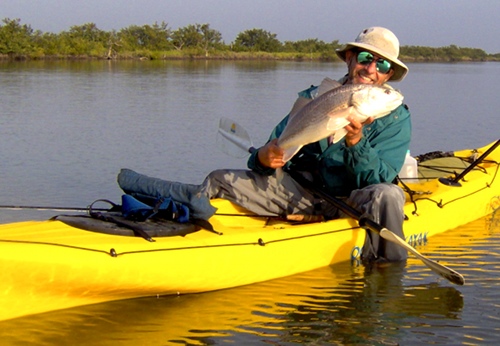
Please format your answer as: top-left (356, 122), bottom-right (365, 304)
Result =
top-left (257, 139), bottom-right (286, 169)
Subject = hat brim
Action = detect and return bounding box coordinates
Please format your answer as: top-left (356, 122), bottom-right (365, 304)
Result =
top-left (336, 42), bottom-right (408, 82)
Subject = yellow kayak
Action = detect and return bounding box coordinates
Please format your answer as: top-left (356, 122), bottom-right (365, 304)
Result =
top-left (1, 140), bottom-right (499, 322)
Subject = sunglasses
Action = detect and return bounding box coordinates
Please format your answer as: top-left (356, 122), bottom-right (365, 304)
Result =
top-left (356, 51), bottom-right (392, 74)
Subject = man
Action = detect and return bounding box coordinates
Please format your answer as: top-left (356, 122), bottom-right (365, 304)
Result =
top-left (119, 27), bottom-right (411, 262)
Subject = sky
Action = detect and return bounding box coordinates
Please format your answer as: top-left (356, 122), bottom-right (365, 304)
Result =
top-left (2, 0), bottom-right (499, 54)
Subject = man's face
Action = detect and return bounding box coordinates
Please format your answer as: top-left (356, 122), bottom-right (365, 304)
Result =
top-left (345, 50), bottom-right (395, 85)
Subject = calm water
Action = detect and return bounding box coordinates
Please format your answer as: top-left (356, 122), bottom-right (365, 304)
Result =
top-left (0, 60), bottom-right (499, 345)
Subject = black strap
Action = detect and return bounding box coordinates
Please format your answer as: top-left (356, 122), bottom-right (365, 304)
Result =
top-left (88, 199), bottom-right (155, 242)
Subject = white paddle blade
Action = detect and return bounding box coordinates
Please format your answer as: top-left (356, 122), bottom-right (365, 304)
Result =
top-left (379, 228), bottom-right (465, 285)
top-left (217, 117), bottom-right (253, 158)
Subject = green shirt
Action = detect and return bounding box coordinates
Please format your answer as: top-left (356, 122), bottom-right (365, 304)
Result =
top-left (248, 84), bottom-right (412, 196)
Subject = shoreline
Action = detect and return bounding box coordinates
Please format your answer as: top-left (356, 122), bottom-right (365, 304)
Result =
top-left (1, 54), bottom-right (498, 63)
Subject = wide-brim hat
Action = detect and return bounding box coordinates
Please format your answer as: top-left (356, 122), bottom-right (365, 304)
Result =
top-left (336, 27), bottom-right (409, 82)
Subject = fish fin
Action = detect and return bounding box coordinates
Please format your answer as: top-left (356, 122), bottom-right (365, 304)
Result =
top-left (282, 145), bottom-right (303, 162)
top-left (288, 77), bottom-right (340, 117)
top-left (326, 117), bottom-right (350, 131)
top-left (331, 128), bottom-right (348, 143)
top-left (288, 97), bottom-right (311, 118)
top-left (327, 107), bottom-right (356, 143)
top-left (275, 167), bottom-right (284, 184)
top-left (317, 77), bottom-right (341, 96)
top-left (325, 107), bottom-right (354, 131)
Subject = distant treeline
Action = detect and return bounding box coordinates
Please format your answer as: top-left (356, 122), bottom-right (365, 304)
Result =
top-left (1, 18), bottom-right (498, 62)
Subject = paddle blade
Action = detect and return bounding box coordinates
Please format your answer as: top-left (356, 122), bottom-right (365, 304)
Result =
top-left (379, 228), bottom-right (465, 285)
top-left (217, 117), bottom-right (253, 158)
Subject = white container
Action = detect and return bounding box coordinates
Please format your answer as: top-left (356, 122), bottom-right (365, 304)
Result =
top-left (399, 150), bottom-right (419, 183)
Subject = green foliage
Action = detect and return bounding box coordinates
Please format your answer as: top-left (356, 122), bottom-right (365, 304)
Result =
top-left (233, 28), bottom-right (282, 52)
top-left (198, 23), bottom-right (223, 55)
top-left (171, 24), bottom-right (201, 50)
top-left (33, 32), bottom-right (62, 56)
top-left (0, 17), bottom-right (497, 61)
top-left (401, 45), bottom-right (489, 61)
top-left (171, 23), bottom-right (223, 56)
top-left (282, 38), bottom-right (338, 53)
top-left (118, 22), bottom-right (172, 52)
top-left (282, 39), bottom-right (342, 60)
top-left (58, 23), bottom-right (109, 56)
top-left (0, 18), bottom-right (34, 55)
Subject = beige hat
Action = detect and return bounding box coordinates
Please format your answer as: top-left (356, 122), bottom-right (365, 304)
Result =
top-left (336, 27), bottom-right (409, 82)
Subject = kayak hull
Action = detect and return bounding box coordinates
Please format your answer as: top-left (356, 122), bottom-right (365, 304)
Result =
top-left (1, 141), bottom-right (499, 321)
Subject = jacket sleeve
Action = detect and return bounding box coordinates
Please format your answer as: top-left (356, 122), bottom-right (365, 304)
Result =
top-left (247, 116), bottom-right (289, 175)
top-left (342, 104), bottom-right (412, 187)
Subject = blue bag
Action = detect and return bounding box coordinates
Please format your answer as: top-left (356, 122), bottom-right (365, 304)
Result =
top-left (121, 194), bottom-right (190, 223)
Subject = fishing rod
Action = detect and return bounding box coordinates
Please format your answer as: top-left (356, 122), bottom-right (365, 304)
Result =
top-left (0, 197), bottom-right (120, 213)
top-left (0, 205), bottom-right (110, 212)
top-left (217, 117), bottom-right (465, 286)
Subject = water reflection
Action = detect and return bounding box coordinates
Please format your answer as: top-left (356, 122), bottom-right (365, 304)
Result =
top-left (0, 59), bottom-right (282, 75)
top-left (0, 259), bottom-right (466, 345)
top-left (268, 263), bottom-right (463, 345)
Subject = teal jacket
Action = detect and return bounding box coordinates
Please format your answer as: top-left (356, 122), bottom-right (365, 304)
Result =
top-left (248, 84), bottom-right (412, 197)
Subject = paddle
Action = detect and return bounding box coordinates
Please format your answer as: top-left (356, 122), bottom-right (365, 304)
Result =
top-left (217, 117), bottom-right (465, 286)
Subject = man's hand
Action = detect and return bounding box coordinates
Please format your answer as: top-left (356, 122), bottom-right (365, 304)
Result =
top-left (344, 116), bottom-right (374, 147)
top-left (257, 139), bottom-right (286, 168)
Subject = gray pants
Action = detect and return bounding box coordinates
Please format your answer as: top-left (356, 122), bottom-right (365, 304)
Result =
top-left (118, 168), bottom-right (408, 261)
top-left (203, 169), bottom-right (407, 261)
top-left (202, 169), bottom-right (334, 217)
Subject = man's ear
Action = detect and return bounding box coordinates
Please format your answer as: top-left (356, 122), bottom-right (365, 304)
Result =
top-left (345, 50), bottom-right (355, 63)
